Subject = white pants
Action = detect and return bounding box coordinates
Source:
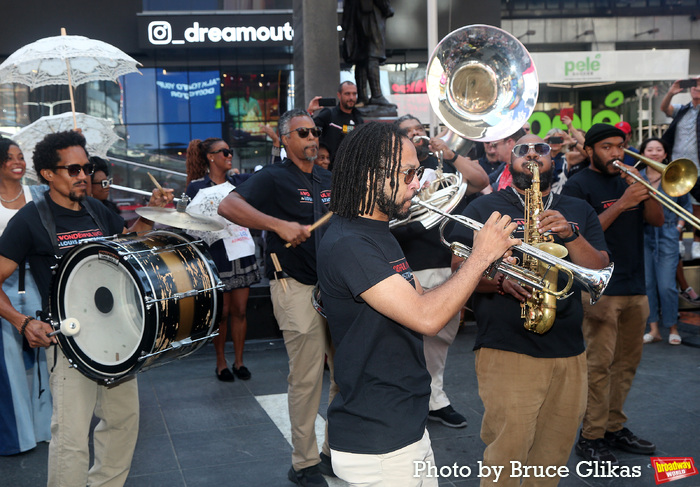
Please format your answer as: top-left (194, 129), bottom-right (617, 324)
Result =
top-left (331, 429), bottom-right (438, 487)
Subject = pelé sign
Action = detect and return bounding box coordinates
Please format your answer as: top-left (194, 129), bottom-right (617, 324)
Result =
top-left (529, 90), bottom-right (624, 137)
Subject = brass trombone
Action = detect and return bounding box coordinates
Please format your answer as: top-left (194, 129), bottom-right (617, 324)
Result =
top-left (614, 149), bottom-right (700, 230)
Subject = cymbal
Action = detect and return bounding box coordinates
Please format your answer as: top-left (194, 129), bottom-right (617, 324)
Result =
top-left (135, 207), bottom-right (225, 231)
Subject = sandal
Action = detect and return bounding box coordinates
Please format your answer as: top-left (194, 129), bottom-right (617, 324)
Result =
top-left (643, 333), bottom-right (662, 344)
top-left (669, 333), bottom-right (682, 346)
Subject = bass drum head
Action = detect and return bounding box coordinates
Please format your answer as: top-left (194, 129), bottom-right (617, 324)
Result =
top-left (52, 243), bottom-right (155, 381)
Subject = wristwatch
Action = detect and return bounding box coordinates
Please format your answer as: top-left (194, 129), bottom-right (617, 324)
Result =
top-left (560, 223), bottom-right (579, 243)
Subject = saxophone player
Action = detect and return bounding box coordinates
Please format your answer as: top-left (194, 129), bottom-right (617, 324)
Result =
top-left (448, 133), bottom-right (610, 487)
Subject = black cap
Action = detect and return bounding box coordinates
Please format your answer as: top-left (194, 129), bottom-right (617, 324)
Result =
top-left (584, 123), bottom-right (626, 148)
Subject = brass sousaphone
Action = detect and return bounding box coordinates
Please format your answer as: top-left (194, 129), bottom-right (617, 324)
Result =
top-left (391, 25), bottom-right (539, 230)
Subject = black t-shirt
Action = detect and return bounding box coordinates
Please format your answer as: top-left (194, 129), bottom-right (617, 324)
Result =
top-left (318, 215), bottom-right (430, 454)
top-left (562, 168), bottom-right (645, 295)
top-left (234, 159), bottom-right (331, 285)
top-left (0, 193), bottom-right (125, 307)
top-left (314, 106), bottom-right (364, 160)
top-left (447, 188), bottom-right (608, 358)
top-left (478, 156), bottom-right (503, 176)
top-left (391, 154), bottom-right (462, 271)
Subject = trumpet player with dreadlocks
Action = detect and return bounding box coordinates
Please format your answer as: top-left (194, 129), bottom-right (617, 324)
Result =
top-left (448, 133), bottom-right (609, 487)
top-left (317, 122), bottom-right (518, 486)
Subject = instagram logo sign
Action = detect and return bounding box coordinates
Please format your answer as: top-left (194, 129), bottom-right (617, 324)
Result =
top-left (148, 21), bottom-right (172, 45)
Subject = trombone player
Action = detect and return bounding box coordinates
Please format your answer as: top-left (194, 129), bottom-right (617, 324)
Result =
top-left (563, 123), bottom-right (662, 463)
top-left (448, 133), bottom-right (609, 486)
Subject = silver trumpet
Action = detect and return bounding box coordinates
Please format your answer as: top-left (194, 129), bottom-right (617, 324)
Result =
top-left (412, 199), bottom-right (614, 305)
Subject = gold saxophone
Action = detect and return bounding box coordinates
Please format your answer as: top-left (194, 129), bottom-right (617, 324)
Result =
top-left (520, 162), bottom-right (569, 334)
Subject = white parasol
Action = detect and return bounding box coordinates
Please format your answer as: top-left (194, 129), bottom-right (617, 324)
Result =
top-left (0, 28), bottom-right (141, 128)
top-left (14, 112), bottom-right (120, 181)
top-left (186, 182), bottom-right (256, 261)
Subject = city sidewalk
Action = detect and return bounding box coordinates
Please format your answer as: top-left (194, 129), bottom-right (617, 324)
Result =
top-left (1, 315), bottom-right (699, 487)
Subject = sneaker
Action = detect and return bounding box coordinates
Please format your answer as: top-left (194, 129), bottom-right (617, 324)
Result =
top-left (232, 365), bottom-right (251, 380)
top-left (317, 452), bottom-right (336, 477)
top-left (680, 287), bottom-right (700, 303)
top-left (288, 465), bottom-right (328, 487)
top-left (605, 427), bottom-right (656, 454)
top-left (575, 435), bottom-right (618, 463)
top-left (428, 405), bottom-right (468, 428)
top-left (680, 240), bottom-right (686, 257)
top-left (692, 241), bottom-right (700, 260)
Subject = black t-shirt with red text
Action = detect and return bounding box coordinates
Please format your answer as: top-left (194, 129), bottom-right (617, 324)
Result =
top-left (0, 193), bottom-right (124, 306)
top-left (318, 215), bottom-right (430, 454)
top-left (234, 159), bottom-right (331, 285)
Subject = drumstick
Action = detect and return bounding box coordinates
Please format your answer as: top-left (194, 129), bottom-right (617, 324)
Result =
top-left (284, 212), bottom-right (334, 248)
top-left (270, 252), bottom-right (288, 293)
top-left (147, 172), bottom-right (163, 192)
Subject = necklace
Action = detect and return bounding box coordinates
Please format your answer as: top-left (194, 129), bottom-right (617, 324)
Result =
top-left (510, 186), bottom-right (553, 211)
top-left (0, 186), bottom-right (23, 204)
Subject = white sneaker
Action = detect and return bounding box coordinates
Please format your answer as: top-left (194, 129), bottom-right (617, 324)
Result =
top-left (680, 241), bottom-right (686, 257)
top-left (692, 241), bottom-right (700, 260)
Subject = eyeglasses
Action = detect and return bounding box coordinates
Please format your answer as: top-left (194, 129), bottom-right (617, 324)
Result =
top-left (282, 127), bottom-right (322, 139)
top-left (209, 148), bottom-right (233, 157)
top-left (398, 166), bottom-right (425, 184)
top-left (54, 163), bottom-right (95, 177)
top-left (512, 143), bottom-right (551, 158)
top-left (92, 177), bottom-right (113, 188)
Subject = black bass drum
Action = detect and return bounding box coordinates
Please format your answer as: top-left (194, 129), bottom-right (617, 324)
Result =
top-left (50, 230), bottom-right (222, 383)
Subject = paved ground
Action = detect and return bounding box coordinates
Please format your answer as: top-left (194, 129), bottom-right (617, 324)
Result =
top-left (2, 315), bottom-right (699, 487)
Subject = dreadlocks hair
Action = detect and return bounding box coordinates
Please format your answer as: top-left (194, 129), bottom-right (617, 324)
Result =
top-left (186, 138), bottom-right (224, 184)
top-left (33, 131), bottom-right (87, 184)
top-left (330, 122), bottom-right (407, 219)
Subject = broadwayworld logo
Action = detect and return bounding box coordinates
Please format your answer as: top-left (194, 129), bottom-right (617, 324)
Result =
top-left (147, 20), bottom-right (294, 46)
top-left (651, 457), bottom-right (698, 484)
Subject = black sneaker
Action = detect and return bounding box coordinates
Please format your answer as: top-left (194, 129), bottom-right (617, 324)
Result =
top-left (317, 452), bottom-right (336, 477)
top-left (428, 405), bottom-right (468, 428)
top-left (605, 427), bottom-right (656, 454)
top-left (288, 465), bottom-right (328, 486)
top-left (232, 365), bottom-right (251, 380)
top-left (575, 435), bottom-right (618, 463)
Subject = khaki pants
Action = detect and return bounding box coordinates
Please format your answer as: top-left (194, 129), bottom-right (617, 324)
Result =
top-left (47, 346), bottom-right (139, 487)
top-left (331, 429), bottom-right (438, 487)
top-left (476, 348), bottom-right (587, 487)
top-left (414, 268), bottom-right (460, 411)
top-left (270, 278), bottom-right (338, 470)
top-left (581, 294), bottom-right (648, 440)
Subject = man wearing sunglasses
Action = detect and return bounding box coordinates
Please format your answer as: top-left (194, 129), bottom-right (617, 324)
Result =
top-left (218, 108), bottom-right (337, 487)
top-left (0, 130), bottom-right (173, 486)
top-left (563, 123), bottom-right (663, 464)
top-left (318, 122), bottom-right (517, 486)
top-left (392, 114), bottom-right (489, 430)
top-left (448, 133), bottom-right (609, 485)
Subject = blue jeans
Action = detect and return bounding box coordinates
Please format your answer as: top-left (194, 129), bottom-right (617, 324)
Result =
top-left (644, 223), bottom-right (680, 328)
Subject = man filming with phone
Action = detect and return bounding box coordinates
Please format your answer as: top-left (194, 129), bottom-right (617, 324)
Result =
top-left (661, 77), bottom-right (700, 258)
top-left (307, 81), bottom-right (365, 164)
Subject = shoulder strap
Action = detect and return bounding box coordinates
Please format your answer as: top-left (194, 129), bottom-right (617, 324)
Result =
top-left (32, 190), bottom-right (60, 255)
top-left (82, 197), bottom-right (110, 235)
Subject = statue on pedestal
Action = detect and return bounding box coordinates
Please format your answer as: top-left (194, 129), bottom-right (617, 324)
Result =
top-left (342, 0), bottom-right (397, 115)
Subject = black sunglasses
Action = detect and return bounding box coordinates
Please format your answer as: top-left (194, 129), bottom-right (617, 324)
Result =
top-left (512, 143), bottom-right (551, 158)
top-left (209, 148), bottom-right (233, 157)
top-left (54, 163), bottom-right (95, 177)
top-left (282, 127), bottom-right (322, 139)
top-left (398, 166), bottom-right (425, 184)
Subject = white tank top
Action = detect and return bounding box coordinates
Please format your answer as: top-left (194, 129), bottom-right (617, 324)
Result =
top-left (0, 185), bottom-right (32, 236)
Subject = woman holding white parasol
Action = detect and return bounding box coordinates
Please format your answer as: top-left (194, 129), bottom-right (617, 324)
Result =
top-left (186, 138), bottom-right (260, 382)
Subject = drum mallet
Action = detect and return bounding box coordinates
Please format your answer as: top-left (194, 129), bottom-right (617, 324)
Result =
top-left (47, 318), bottom-right (81, 337)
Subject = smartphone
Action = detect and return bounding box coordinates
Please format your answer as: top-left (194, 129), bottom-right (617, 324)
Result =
top-left (548, 136), bottom-right (564, 144)
top-left (318, 97), bottom-right (337, 107)
top-left (679, 79), bottom-right (698, 89)
top-left (559, 107), bottom-right (574, 120)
